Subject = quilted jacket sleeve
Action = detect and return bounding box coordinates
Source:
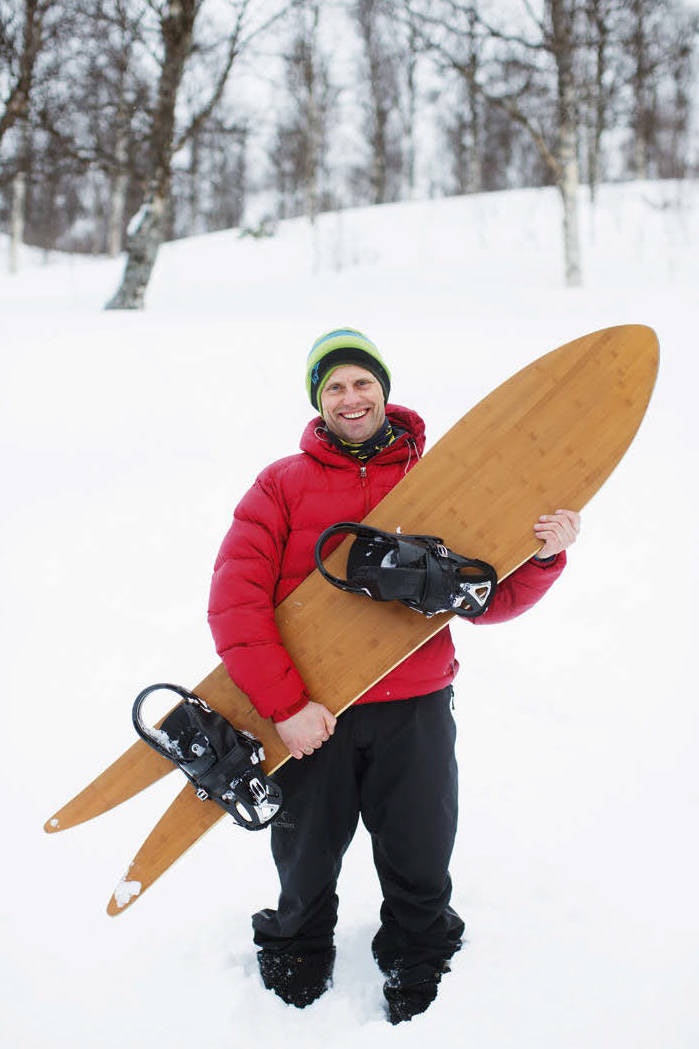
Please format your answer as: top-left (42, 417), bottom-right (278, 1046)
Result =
top-left (207, 468), bottom-right (309, 722)
top-left (476, 552), bottom-right (567, 625)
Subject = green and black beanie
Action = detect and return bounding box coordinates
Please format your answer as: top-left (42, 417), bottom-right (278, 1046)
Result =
top-left (306, 327), bottom-right (391, 411)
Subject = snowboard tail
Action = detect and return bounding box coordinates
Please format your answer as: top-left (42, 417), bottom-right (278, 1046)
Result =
top-left (44, 740), bottom-right (173, 833)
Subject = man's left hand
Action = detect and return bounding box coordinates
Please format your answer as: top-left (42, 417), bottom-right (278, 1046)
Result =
top-left (533, 508), bottom-right (581, 559)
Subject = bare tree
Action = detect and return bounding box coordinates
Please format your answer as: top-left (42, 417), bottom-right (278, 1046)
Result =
top-left (1, 0), bottom-right (59, 268)
top-left (410, 0), bottom-right (588, 285)
top-left (104, 0), bottom-right (198, 308)
top-left (581, 0), bottom-right (623, 202)
top-left (8, 118), bottom-right (29, 271)
top-left (434, 4), bottom-right (487, 195)
top-left (270, 0), bottom-right (338, 224)
top-left (399, 4), bottom-right (421, 198)
top-left (4, 0), bottom-right (697, 279)
top-left (659, 8), bottom-right (699, 179)
top-left (625, 0), bottom-right (661, 178)
top-left (618, 0), bottom-right (698, 180)
top-left (173, 116), bottom-right (248, 235)
top-left (89, 0), bottom-right (149, 256)
top-left (1, 0), bottom-right (151, 257)
top-left (299, 0), bottom-right (322, 225)
top-left (0, 0), bottom-right (55, 145)
top-left (354, 0), bottom-right (404, 204)
top-left (105, 0), bottom-right (291, 310)
top-left (549, 0), bottom-right (583, 284)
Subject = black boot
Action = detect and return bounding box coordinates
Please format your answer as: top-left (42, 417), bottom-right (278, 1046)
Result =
top-left (383, 962), bottom-right (451, 1024)
top-left (257, 946), bottom-right (336, 1008)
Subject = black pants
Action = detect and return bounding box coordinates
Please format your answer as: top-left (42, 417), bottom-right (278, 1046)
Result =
top-left (253, 688), bottom-right (464, 987)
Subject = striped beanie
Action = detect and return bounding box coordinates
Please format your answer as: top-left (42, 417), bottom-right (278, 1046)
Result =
top-left (306, 327), bottom-right (391, 411)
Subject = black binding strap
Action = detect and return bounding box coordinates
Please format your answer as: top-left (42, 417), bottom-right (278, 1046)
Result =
top-left (132, 684), bottom-right (282, 830)
top-left (314, 522), bottom-right (497, 618)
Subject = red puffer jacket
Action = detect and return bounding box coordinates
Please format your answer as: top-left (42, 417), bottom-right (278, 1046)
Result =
top-left (208, 405), bottom-right (565, 722)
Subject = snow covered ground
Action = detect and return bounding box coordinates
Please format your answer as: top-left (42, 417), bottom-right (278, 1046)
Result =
top-left (1, 181), bottom-right (697, 1048)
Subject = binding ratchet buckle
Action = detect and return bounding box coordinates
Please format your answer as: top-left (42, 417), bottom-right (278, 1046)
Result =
top-left (315, 522), bottom-right (497, 619)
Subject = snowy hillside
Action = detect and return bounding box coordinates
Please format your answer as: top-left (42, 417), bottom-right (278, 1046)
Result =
top-left (1, 181), bottom-right (697, 1048)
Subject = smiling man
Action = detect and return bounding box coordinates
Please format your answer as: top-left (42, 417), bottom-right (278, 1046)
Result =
top-left (208, 327), bottom-right (579, 1022)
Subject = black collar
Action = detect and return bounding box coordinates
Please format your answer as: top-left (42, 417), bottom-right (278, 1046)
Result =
top-left (327, 418), bottom-right (398, 460)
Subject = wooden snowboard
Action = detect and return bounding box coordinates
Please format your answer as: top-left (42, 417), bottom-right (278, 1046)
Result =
top-left (44, 324), bottom-right (659, 916)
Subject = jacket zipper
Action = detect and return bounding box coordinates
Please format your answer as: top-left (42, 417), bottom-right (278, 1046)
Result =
top-left (359, 463), bottom-right (371, 513)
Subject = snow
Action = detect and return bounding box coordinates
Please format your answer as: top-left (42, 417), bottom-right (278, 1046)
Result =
top-left (113, 879), bottom-right (143, 909)
top-left (1, 180), bottom-right (698, 1047)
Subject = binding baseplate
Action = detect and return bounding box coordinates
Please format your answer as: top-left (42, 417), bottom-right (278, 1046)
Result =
top-left (315, 522), bottom-right (497, 618)
top-left (132, 683), bottom-right (282, 829)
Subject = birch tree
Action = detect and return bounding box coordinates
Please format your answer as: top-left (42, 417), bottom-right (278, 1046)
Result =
top-left (410, 0), bottom-right (587, 285)
top-left (581, 0), bottom-right (622, 201)
top-left (88, 0), bottom-right (148, 257)
top-left (0, 0), bottom-right (54, 145)
top-left (618, 0), bottom-right (698, 180)
top-left (105, 0), bottom-right (290, 310)
top-left (354, 0), bottom-right (403, 204)
top-left (1, 0), bottom-right (58, 269)
top-left (436, 5), bottom-right (488, 195)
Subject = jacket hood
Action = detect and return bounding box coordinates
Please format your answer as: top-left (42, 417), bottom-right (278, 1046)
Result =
top-left (300, 403), bottom-right (426, 462)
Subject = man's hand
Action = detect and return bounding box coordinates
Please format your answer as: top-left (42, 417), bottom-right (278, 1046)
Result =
top-left (275, 701), bottom-right (337, 760)
top-left (533, 508), bottom-right (581, 559)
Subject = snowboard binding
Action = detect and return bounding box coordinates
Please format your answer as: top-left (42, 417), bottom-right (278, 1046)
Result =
top-left (315, 522), bottom-right (497, 618)
top-left (132, 684), bottom-right (282, 830)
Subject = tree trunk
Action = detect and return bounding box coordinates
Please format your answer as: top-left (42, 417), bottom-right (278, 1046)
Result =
top-left (9, 170), bottom-right (27, 275)
top-left (108, 169), bottom-right (128, 258)
top-left (104, 189), bottom-right (167, 309)
top-left (559, 149), bottom-right (581, 287)
top-left (105, 0), bottom-right (196, 310)
top-left (107, 125), bottom-right (129, 258)
top-left (8, 117), bottom-right (31, 273)
top-left (403, 24), bottom-right (418, 199)
top-left (188, 127), bottom-right (201, 236)
top-left (557, 73), bottom-right (581, 286)
top-left (0, 0), bottom-right (45, 147)
top-left (586, 0), bottom-right (611, 206)
top-left (304, 3), bottom-right (321, 227)
top-left (551, 0), bottom-right (582, 286)
top-left (464, 8), bottom-right (483, 194)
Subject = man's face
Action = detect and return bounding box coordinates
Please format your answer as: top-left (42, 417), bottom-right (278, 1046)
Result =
top-left (320, 364), bottom-right (386, 445)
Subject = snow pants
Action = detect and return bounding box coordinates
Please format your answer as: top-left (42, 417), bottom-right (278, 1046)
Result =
top-left (252, 688), bottom-right (464, 987)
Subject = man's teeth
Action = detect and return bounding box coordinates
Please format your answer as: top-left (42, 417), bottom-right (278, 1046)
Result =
top-left (343, 410), bottom-right (367, 419)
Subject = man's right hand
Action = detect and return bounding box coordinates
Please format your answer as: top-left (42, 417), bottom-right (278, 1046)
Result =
top-left (275, 701), bottom-right (337, 760)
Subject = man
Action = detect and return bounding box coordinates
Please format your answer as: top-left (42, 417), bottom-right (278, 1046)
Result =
top-left (208, 327), bottom-right (579, 1023)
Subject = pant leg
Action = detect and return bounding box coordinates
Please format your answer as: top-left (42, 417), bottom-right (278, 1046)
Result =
top-left (252, 711), bottom-right (362, 953)
top-left (357, 689), bottom-right (465, 986)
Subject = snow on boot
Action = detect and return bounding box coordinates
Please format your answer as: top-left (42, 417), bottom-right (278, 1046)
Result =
top-left (257, 947), bottom-right (336, 1008)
